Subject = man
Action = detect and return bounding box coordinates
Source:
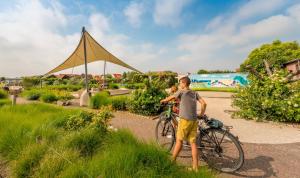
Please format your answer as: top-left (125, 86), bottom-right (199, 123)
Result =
top-left (160, 76), bottom-right (207, 171)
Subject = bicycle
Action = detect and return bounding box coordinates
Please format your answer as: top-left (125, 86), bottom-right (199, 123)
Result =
top-left (154, 102), bottom-right (244, 173)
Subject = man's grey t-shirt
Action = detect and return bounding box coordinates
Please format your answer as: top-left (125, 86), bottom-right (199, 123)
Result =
top-left (173, 89), bottom-right (200, 121)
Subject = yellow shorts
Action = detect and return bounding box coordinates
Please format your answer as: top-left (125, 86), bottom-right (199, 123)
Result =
top-left (176, 118), bottom-right (198, 143)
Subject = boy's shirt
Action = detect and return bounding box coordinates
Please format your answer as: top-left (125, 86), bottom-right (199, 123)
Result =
top-left (173, 89), bottom-right (200, 121)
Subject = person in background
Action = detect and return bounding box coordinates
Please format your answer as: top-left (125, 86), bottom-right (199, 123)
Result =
top-left (160, 76), bottom-right (207, 172)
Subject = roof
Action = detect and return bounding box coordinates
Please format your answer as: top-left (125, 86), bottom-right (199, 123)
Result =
top-left (283, 59), bottom-right (300, 66)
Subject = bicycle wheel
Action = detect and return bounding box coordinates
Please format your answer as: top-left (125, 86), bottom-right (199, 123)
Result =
top-left (198, 128), bottom-right (244, 172)
top-left (155, 118), bottom-right (175, 151)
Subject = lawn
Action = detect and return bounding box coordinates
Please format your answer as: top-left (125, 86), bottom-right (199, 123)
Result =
top-left (192, 87), bottom-right (238, 93)
top-left (0, 102), bottom-right (214, 178)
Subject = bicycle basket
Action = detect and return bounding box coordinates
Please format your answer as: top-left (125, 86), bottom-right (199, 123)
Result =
top-left (207, 118), bottom-right (223, 129)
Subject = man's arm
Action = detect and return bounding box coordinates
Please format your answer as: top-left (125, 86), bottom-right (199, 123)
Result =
top-left (198, 97), bottom-right (207, 116)
top-left (160, 95), bottom-right (176, 103)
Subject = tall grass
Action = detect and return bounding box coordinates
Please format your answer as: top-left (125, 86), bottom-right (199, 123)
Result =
top-left (0, 103), bottom-right (214, 178)
top-left (0, 89), bottom-right (8, 99)
top-left (89, 91), bottom-right (111, 109)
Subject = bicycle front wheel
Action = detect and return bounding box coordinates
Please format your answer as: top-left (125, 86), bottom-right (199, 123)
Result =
top-left (155, 118), bottom-right (175, 151)
top-left (199, 128), bottom-right (244, 172)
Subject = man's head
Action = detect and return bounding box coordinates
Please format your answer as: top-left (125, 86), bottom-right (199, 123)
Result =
top-left (179, 76), bottom-right (191, 89)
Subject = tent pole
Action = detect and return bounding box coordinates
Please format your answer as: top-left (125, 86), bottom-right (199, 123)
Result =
top-left (103, 60), bottom-right (106, 88)
top-left (82, 26), bottom-right (89, 92)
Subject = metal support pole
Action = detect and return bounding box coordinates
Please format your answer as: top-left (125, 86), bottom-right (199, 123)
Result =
top-left (103, 60), bottom-right (106, 88)
top-left (82, 27), bottom-right (89, 92)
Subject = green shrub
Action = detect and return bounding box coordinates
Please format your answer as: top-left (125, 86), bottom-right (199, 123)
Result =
top-left (40, 92), bottom-right (58, 103)
top-left (64, 107), bottom-right (113, 130)
top-left (127, 81), bottom-right (167, 116)
top-left (64, 111), bottom-right (94, 130)
top-left (108, 83), bottom-right (119, 89)
top-left (89, 91), bottom-right (111, 109)
top-left (47, 84), bottom-right (82, 92)
top-left (22, 77), bottom-right (40, 89)
top-left (110, 96), bottom-right (128, 110)
top-left (23, 89), bottom-right (43, 100)
top-left (91, 106), bottom-right (114, 128)
top-left (0, 89), bottom-right (8, 99)
top-left (125, 83), bottom-right (145, 89)
top-left (56, 90), bottom-right (74, 101)
top-left (233, 70), bottom-right (300, 122)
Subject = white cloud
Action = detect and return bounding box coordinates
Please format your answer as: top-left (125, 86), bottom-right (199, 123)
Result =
top-left (0, 0), bottom-right (169, 77)
top-left (124, 2), bottom-right (144, 28)
top-left (175, 2), bottom-right (300, 72)
top-left (153, 0), bottom-right (191, 27)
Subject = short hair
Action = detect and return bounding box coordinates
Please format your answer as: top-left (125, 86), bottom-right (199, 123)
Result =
top-left (180, 76), bottom-right (191, 86)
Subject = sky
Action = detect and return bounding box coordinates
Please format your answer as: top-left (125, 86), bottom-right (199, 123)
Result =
top-left (0, 0), bottom-right (300, 77)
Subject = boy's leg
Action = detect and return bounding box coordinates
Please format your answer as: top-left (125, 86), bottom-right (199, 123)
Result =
top-left (191, 142), bottom-right (198, 171)
top-left (172, 139), bottom-right (183, 161)
top-left (188, 121), bottom-right (199, 171)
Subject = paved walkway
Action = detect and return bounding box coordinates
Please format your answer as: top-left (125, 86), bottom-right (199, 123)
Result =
top-left (111, 111), bottom-right (300, 178)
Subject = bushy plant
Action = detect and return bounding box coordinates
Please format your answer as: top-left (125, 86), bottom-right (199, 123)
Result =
top-left (125, 83), bottom-right (145, 89)
top-left (23, 89), bottom-right (43, 100)
top-left (46, 84), bottom-right (82, 91)
top-left (0, 89), bottom-right (8, 99)
top-left (233, 70), bottom-right (300, 122)
top-left (56, 90), bottom-right (74, 101)
top-left (110, 96), bottom-right (128, 110)
top-left (89, 91), bottom-right (111, 109)
top-left (64, 111), bottom-right (94, 130)
top-left (91, 106), bottom-right (114, 128)
top-left (108, 83), bottom-right (119, 89)
top-left (40, 92), bottom-right (58, 103)
top-left (22, 77), bottom-right (41, 89)
top-left (64, 107), bottom-right (113, 130)
top-left (127, 80), bottom-right (167, 115)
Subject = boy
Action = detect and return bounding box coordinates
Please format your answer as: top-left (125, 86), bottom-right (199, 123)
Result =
top-left (160, 76), bottom-right (207, 171)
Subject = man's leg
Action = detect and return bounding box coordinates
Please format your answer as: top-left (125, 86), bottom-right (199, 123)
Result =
top-left (172, 139), bottom-right (183, 161)
top-left (191, 142), bottom-right (198, 171)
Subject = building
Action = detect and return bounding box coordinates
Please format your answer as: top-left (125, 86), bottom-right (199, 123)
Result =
top-left (283, 59), bottom-right (300, 81)
top-left (112, 73), bottom-right (122, 80)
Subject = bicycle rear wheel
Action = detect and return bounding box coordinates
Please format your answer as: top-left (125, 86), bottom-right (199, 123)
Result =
top-left (198, 128), bottom-right (244, 172)
top-left (155, 118), bottom-right (175, 151)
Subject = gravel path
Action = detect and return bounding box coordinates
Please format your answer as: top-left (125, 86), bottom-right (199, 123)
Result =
top-left (111, 111), bottom-right (300, 178)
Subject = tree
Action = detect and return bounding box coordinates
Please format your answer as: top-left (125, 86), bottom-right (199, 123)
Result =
top-left (197, 69), bottom-right (209, 74)
top-left (197, 69), bottom-right (234, 74)
top-left (240, 40), bottom-right (300, 73)
top-left (233, 40), bottom-right (300, 123)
